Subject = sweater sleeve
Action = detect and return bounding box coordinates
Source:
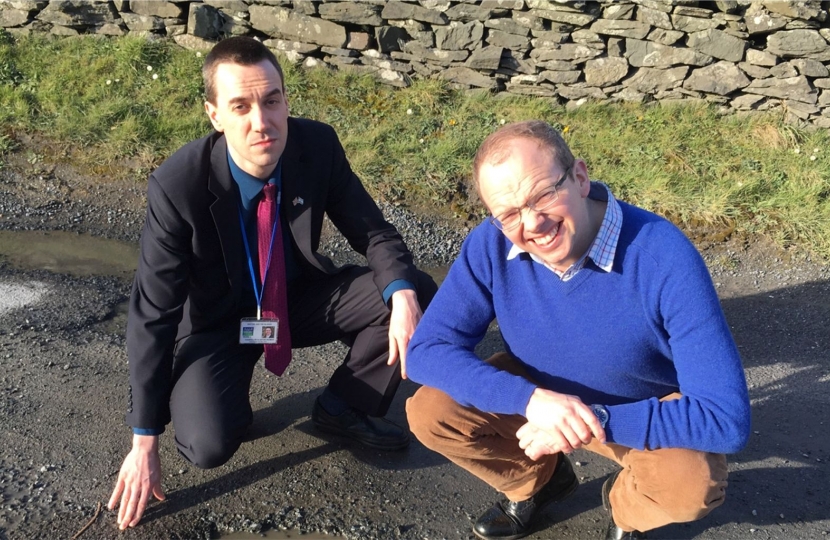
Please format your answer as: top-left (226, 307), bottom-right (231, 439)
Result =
top-left (406, 227), bottom-right (538, 415)
top-left (607, 228), bottom-right (751, 454)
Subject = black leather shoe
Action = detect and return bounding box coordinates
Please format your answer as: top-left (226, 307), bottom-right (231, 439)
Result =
top-left (602, 471), bottom-right (647, 540)
top-left (311, 397), bottom-right (409, 451)
top-left (473, 453), bottom-right (578, 540)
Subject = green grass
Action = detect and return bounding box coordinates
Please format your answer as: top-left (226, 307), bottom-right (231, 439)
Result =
top-left (2, 32), bottom-right (830, 259)
top-left (0, 32), bottom-right (206, 162)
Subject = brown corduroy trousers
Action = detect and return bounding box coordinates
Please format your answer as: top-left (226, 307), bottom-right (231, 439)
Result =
top-left (406, 353), bottom-right (729, 533)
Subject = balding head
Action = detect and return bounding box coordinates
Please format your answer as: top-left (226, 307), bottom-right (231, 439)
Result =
top-left (472, 120), bottom-right (575, 194)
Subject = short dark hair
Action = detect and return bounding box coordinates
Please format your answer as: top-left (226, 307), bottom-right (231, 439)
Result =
top-left (202, 36), bottom-right (284, 104)
top-left (472, 120), bottom-right (575, 191)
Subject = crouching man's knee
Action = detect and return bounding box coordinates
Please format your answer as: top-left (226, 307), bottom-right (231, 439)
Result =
top-left (668, 451), bottom-right (729, 523)
top-left (629, 448), bottom-right (729, 525)
top-left (176, 434), bottom-right (242, 470)
top-left (406, 386), bottom-right (456, 451)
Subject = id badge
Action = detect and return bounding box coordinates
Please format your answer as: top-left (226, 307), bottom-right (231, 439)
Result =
top-left (240, 318), bottom-right (279, 344)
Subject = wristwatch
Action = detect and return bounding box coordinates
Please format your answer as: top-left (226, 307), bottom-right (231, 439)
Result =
top-left (591, 404), bottom-right (609, 428)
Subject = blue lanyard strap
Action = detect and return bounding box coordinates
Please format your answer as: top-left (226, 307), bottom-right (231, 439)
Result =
top-left (238, 189), bottom-right (281, 320)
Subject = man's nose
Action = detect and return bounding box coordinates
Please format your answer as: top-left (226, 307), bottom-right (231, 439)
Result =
top-left (520, 206), bottom-right (545, 231)
top-left (250, 106), bottom-right (267, 131)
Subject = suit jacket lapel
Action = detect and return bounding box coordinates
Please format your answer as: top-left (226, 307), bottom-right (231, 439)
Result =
top-left (208, 135), bottom-right (247, 292)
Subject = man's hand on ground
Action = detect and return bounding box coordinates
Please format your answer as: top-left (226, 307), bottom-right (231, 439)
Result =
top-left (107, 434), bottom-right (166, 530)
top-left (387, 288), bottom-right (422, 380)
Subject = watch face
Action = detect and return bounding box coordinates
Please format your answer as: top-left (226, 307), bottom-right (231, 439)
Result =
top-left (592, 404), bottom-right (609, 428)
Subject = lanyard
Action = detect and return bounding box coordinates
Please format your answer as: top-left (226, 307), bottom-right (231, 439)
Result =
top-left (239, 188), bottom-right (281, 320)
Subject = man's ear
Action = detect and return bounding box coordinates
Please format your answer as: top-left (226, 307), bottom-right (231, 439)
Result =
top-left (204, 101), bottom-right (223, 132)
top-left (573, 159), bottom-right (591, 197)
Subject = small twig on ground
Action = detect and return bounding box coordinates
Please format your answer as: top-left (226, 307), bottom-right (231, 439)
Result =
top-left (71, 501), bottom-right (102, 540)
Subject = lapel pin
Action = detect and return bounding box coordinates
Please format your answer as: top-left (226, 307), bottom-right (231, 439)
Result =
top-left (293, 197), bottom-right (304, 206)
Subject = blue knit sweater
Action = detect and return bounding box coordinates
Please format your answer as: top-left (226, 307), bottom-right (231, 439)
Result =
top-left (407, 201), bottom-right (751, 454)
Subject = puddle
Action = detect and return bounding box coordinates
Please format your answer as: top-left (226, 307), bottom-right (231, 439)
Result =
top-left (0, 230), bottom-right (451, 337)
top-left (0, 230), bottom-right (138, 278)
top-left (0, 229), bottom-right (451, 284)
top-left (215, 531), bottom-right (344, 539)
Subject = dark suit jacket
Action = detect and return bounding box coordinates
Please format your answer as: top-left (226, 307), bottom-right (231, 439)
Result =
top-left (126, 117), bottom-right (418, 430)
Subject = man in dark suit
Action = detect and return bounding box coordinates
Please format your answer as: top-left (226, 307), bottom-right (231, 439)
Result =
top-left (107, 36), bottom-right (436, 529)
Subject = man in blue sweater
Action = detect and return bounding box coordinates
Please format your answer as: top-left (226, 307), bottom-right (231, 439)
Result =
top-left (405, 121), bottom-right (750, 540)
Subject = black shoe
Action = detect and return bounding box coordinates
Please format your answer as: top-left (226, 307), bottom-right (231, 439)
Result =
top-left (602, 471), bottom-right (647, 540)
top-left (311, 397), bottom-right (409, 451)
top-left (473, 453), bottom-right (579, 540)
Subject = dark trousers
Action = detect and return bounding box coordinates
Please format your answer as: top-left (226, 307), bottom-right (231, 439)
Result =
top-left (169, 266), bottom-right (437, 469)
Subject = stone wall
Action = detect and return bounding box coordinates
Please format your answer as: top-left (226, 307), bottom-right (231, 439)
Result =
top-left (2, 0), bottom-right (830, 127)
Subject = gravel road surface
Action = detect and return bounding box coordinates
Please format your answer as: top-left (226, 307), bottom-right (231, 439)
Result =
top-left (0, 154), bottom-right (828, 540)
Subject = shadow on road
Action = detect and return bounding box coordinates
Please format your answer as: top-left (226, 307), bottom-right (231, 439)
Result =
top-left (701, 278), bottom-right (830, 532)
top-left (142, 443), bottom-right (339, 525)
top-left (246, 380), bottom-right (450, 472)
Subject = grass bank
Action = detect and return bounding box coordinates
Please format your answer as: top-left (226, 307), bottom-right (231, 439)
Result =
top-left (1, 33), bottom-right (829, 258)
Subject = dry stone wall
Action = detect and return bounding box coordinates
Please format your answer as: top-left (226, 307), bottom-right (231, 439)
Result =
top-left (2, 0), bottom-right (830, 127)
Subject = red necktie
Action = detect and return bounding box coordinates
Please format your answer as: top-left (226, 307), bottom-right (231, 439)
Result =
top-left (258, 183), bottom-right (292, 375)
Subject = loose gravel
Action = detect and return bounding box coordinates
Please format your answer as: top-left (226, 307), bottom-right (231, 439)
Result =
top-left (1, 152), bottom-right (828, 540)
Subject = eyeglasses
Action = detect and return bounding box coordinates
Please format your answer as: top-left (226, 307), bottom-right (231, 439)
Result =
top-left (489, 164), bottom-right (573, 232)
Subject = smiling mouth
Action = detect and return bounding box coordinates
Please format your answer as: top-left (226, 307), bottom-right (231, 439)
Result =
top-left (529, 222), bottom-right (560, 248)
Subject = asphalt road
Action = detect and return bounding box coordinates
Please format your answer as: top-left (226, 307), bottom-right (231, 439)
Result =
top-left (1, 159), bottom-right (829, 540)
